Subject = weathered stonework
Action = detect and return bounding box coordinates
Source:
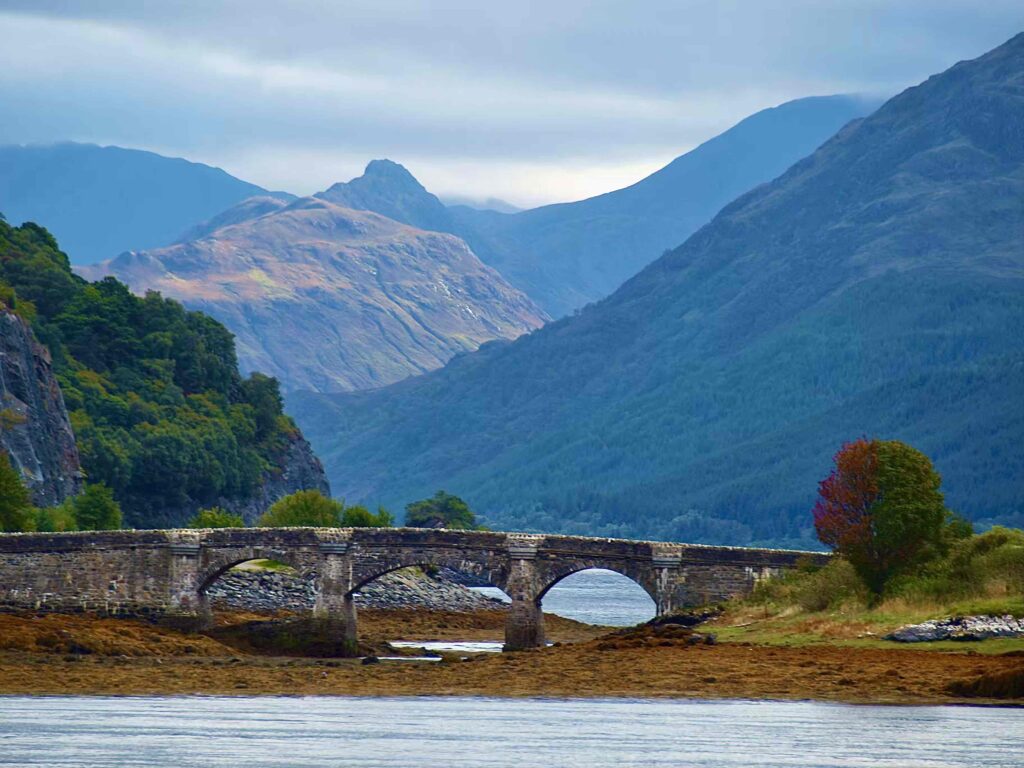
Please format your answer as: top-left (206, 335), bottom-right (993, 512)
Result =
top-left (0, 527), bottom-right (826, 651)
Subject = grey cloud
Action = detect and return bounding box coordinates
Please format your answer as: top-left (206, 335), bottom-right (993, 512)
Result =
top-left (0, 2), bottom-right (1021, 203)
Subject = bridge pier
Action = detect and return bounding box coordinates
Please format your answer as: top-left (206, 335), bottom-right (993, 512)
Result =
top-left (503, 541), bottom-right (546, 651)
top-left (504, 595), bottom-right (545, 651)
top-left (313, 542), bottom-right (358, 654)
top-left (651, 554), bottom-right (689, 616)
top-left (164, 540), bottom-right (211, 631)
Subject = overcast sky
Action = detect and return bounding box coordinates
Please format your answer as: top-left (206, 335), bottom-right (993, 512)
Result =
top-left (0, 2), bottom-right (1021, 206)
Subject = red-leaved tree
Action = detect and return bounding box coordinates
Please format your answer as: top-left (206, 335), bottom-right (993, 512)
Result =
top-left (813, 438), bottom-right (949, 595)
top-left (813, 438), bottom-right (879, 555)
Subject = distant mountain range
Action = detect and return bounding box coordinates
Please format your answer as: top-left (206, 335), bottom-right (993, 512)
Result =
top-left (82, 193), bottom-right (546, 392)
top-left (305, 96), bottom-right (881, 319)
top-left (58, 93), bottom-right (878, 393)
top-left (288, 33), bottom-right (1024, 547)
top-left (447, 94), bottom-right (883, 317)
top-left (0, 142), bottom-right (290, 264)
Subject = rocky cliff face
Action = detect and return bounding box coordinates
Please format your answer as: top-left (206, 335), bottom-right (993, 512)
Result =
top-left (233, 431), bottom-right (331, 525)
top-left (0, 310), bottom-right (82, 505)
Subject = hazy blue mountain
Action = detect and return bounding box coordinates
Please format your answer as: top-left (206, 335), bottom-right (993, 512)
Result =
top-left (0, 142), bottom-right (291, 264)
top-left (441, 195), bottom-right (523, 214)
top-left (449, 94), bottom-right (884, 316)
top-left (289, 33), bottom-right (1024, 548)
top-left (308, 97), bottom-right (881, 318)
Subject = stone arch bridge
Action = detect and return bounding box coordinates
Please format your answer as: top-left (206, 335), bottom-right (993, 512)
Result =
top-left (0, 528), bottom-right (825, 650)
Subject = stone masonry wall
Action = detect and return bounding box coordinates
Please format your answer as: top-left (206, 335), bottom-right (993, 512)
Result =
top-left (0, 527), bottom-right (828, 645)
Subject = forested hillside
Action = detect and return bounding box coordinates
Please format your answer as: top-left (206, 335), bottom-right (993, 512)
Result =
top-left (290, 34), bottom-right (1024, 547)
top-left (0, 216), bottom-right (326, 527)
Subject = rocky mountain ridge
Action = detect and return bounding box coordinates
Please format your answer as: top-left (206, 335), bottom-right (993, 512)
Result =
top-left (83, 195), bottom-right (547, 393)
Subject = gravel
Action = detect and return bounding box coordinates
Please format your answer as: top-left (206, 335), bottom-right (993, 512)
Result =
top-left (206, 567), bottom-right (504, 613)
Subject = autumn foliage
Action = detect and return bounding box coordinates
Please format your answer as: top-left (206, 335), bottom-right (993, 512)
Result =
top-left (814, 439), bottom-right (949, 595)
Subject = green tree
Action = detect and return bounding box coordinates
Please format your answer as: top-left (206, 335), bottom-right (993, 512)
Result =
top-left (0, 451), bottom-right (34, 532)
top-left (34, 502), bottom-right (78, 532)
top-left (187, 507), bottom-right (246, 528)
top-left (0, 219), bottom-right (299, 528)
top-left (340, 504), bottom-right (394, 528)
top-left (72, 483), bottom-right (123, 530)
top-left (814, 439), bottom-right (950, 595)
top-left (258, 490), bottom-right (342, 527)
top-left (404, 491), bottom-right (477, 529)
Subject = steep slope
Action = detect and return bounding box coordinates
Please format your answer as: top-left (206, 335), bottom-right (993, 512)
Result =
top-left (83, 197), bottom-right (546, 393)
top-left (289, 34), bottom-right (1024, 546)
top-left (0, 309), bottom-right (82, 506)
top-left (0, 218), bottom-right (328, 527)
top-left (0, 143), bottom-right (291, 264)
top-left (303, 97), bottom-right (879, 318)
top-left (450, 95), bottom-right (882, 317)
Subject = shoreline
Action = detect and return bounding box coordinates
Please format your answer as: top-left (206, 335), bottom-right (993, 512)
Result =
top-left (1, 610), bottom-right (1021, 706)
top-left (1, 691), bottom-right (1021, 709)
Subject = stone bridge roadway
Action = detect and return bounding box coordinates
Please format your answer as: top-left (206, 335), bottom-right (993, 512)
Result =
top-left (0, 528), bottom-right (826, 650)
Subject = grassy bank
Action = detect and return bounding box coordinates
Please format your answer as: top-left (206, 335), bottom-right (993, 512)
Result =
top-left (709, 527), bottom-right (1024, 653)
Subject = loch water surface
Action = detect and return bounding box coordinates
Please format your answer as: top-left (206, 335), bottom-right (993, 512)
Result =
top-left (1, 695), bottom-right (1022, 767)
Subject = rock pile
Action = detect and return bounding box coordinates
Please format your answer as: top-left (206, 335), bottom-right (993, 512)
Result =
top-left (206, 567), bottom-right (503, 613)
top-left (886, 615), bottom-right (1024, 643)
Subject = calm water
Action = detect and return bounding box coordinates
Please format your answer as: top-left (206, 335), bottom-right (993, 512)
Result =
top-left (1, 696), bottom-right (1021, 767)
top-left (471, 567), bottom-right (657, 627)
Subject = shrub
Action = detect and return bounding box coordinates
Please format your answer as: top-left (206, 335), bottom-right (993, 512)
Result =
top-left (751, 558), bottom-right (867, 612)
top-left (72, 483), bottom-right (122, 530)
top-left (0, 450), bottom-right (34, 532)
top-left (888, 526), bottom-right (1024, 604)
top-left (340, 505), bottom-right (393, 528)
top-left (187, 507), bottom-right (246, 528)
top-left (34, 502), bottom-right (78, 532)
top-left (258, 490), bottom-right (342, 527)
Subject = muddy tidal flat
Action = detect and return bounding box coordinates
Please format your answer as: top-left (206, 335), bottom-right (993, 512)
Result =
top-left (0, 610), bottom-right (1021, 705)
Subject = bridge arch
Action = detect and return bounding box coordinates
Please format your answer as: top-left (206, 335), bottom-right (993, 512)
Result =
top-left (196, 548), bottom-right (317, 596)
top-left (348, 548), bottom-right (509, 596)
top-left (534, 562), bottom-right (659, 607)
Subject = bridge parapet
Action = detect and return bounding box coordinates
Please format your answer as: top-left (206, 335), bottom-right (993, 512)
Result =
top-left (0, 527), bottom-right (827, 650)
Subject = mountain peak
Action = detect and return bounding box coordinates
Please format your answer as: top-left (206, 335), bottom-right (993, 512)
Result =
top-left (362, 158), bottom-right (422, 187)
top-left (316, 158), bottom-right (455, 234)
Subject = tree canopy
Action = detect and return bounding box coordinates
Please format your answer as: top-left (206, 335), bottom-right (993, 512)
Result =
top-left (71, 484), bottom-right (122, 531)
top-left (258, 490), bottom-right (342, 527)
top-left (814, 439), bottom-right (957, 594)
top-left (0, 218), bottom-right (296, 527)
top-left (187, 507), bottom-right (246, 528)
top-left (257, 491), bottom-right (393, 528)
top-left (405, 491), bottom-right (477, 530)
